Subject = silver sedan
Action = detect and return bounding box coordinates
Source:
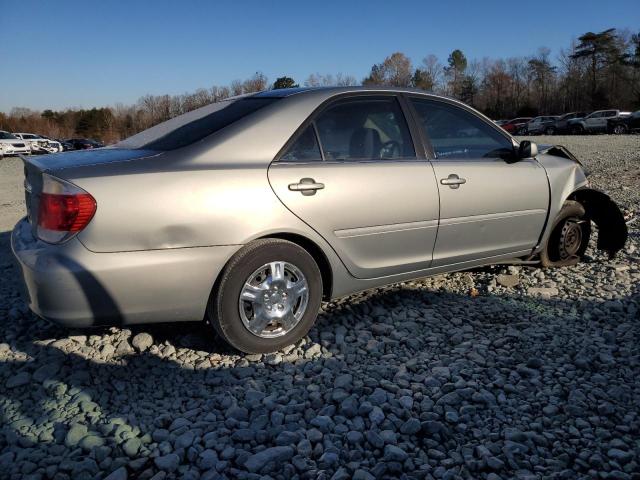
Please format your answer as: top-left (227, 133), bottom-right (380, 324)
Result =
top-left (12, 87), bottom-right (628, 353)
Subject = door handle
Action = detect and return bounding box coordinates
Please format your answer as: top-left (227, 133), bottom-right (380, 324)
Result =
top-left (288, 178), bottom-right (325, 196)
top-left (440, 174), bottom-right (466, 189)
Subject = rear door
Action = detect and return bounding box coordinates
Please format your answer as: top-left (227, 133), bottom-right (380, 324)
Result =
top-left (585, 111), bottom-right (603, 130)
top-left (268, 94), bottom-right (440, 279)
top-left (600, 110), bottom-right (618, 129)
top-left (408, 96), bottom-right (549, 266)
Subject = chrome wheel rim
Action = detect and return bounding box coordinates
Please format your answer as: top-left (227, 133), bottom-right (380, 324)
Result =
top-left (239, 261), bottom-right (309, 338)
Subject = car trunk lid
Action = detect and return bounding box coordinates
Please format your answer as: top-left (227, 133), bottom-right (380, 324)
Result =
top-left (22, 148), bottom-right (159, 236)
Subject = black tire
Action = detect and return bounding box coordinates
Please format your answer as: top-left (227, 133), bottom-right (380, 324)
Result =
top-left (540, 201), bottom-right (591, 267)
top-left (207, 239), bottom-right (322, 353)
top-left (571, 125), bottom-right (584, 135)
top-left (545, 126), bottom-right (555, 135)
top-left (612, 124), bottom-right (627, 135)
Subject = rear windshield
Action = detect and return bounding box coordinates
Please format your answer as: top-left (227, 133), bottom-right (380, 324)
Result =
top-left (0, 132), bottom-right (18, 140)
top-left (116, 97), bottom-right (278, 151)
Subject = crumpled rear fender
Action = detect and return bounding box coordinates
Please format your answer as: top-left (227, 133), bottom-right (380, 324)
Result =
top-left (568, 188), bottom-right (628, 258)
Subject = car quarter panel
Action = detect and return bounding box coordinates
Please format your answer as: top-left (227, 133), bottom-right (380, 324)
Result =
top-left (12, 218), bottom-right (239, 325)
top-left (47, 91), bottom-right (350, 253)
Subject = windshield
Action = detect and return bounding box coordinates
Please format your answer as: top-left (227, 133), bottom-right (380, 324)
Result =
top-left (0, 132), bottom-right (18, 140)
top-left (116, 96), bottom-right (278, 151)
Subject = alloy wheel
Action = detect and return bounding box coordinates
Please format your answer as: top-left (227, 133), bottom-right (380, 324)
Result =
top-left (238, 261), bottom-right (309, 338)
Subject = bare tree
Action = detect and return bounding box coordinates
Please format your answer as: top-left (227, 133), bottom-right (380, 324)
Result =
top-left (242, 72), bottom-right (268, 93)
top-left (363, 52), bottom-right (413, 86)
top-left (230, 80), bottom-right (244, 96)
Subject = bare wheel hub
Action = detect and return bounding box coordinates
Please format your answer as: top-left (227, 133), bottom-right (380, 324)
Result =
top-left (239, 261), bottom-right (309, 338)
top-left (559, 218), bottom-right (583, 260)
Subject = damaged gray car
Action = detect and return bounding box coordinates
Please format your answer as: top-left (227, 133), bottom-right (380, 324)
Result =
top-left (12, 87), bottom-right (628, 353)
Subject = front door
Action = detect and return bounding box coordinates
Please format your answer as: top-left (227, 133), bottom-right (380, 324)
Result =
top-left (409, 96), bottom-right (549, 266)
top-left (268, 95), bottom-right (440, 279)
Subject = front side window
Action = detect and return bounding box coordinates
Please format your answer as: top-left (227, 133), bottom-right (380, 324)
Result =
top-left (314, 97), bottom-right (415, 161)
top-left (280, 126), bottom-right (322, 162)
top-left (411, 98), bottom-right (514, 160)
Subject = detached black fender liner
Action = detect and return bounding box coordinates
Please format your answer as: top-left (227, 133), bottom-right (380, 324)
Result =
top-left (568, 188), bottom-right (628, 258)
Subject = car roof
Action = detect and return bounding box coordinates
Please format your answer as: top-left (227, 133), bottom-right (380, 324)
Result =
top-left (252, 86), bottom-right (464, 103)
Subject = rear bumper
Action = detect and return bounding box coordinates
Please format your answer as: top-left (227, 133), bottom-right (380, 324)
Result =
top-left (11, 218), bottom-right (239, 327)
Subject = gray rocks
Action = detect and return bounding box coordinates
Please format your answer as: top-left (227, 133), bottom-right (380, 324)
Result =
top-left (0, 136), bottom-right (639, 480)
top-left (496, 273), bottom-right (520, 288)
top-left (383, 445), bottom-right (408, 462)
top-left (132, 333), bottom-right (153, 352)
top-left (64, 424), bottom-right (88, 448)
top-left (104, 467), bottom-right (128, 480)
top-left (527, 287), bottom-right (559, 298)
top-left (6, 371), bottom-right (30, 388)
top-left (400, 418), bottom-right (421, 435)
top-left (607, 448), bottom-right (633, 464)
top-left (154, 453), bottom-right (180, 472)
top-left (244, 446), bottom-right (294, 473)
top-left (122, 437), bottom-right (141, 457)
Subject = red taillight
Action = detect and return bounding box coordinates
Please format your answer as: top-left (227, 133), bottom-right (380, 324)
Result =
top-left (36, 174), bottom-right (96, 244)
top-left (38, 193), bottom-right (96, 232)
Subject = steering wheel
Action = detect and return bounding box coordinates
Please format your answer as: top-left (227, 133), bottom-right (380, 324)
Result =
top-left (380, 140), bottom-right (401, 158)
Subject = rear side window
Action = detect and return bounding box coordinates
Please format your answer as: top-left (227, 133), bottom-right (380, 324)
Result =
top-left (314, 97), bottom-right (415, 161)
top-left (280, 126), bottom-right (322, 162)
top-left (411, 98), bottom-right (514, 160)
top-left (121, 98), bottom-right (278, 151)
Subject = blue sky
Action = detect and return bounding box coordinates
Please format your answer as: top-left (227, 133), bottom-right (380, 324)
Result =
top-left (1, 0), bottom-right (638, 111)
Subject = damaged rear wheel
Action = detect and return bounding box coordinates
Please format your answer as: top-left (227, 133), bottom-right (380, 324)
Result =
top-left (540, 200), bottom-right (591, 267)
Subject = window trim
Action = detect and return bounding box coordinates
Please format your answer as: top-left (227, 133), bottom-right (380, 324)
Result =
top-left (274, 92), bottom-right (422, 164)
top-left (404, 94), bottom-right (517, 162)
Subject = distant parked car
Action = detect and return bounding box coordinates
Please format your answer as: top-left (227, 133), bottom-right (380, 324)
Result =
top-left (568, 110), bottom-right (631, 134)
top-left (550, 112), bottom-right (588, 134)
top-left (501, 117), bottom-right (532, 134)
top-left (525, 116), bottom-right (559, 135)
top-left (13, 133), bottom-right (50, 154)
top-left (56, 139), bottom-right (74, 151)
top-left (0, 131), bottom-right (31, 158)
top-left (493, 120), bottom-right (508, 126)
top-left (66, 138), bottom-right (105, 150)
top-left (608, 110), bottom-right (640, 134)
top-left (39, 136), bottom-right (64, 153)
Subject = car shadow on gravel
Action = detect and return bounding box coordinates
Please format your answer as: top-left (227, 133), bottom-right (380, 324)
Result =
top-left (1, 229), bottom-right (639, 478)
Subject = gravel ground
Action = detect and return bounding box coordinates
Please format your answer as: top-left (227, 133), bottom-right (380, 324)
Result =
top-left (0, 135), bottom-right (639, 480)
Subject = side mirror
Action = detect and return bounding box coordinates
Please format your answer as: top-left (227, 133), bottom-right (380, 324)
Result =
top-left (518, 140), bottom-right (538, 159)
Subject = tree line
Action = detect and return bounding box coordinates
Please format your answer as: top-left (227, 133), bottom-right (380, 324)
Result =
top-left (1, 28), bottom-right (638, 143)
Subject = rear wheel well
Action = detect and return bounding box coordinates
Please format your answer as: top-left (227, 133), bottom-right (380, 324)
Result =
top-left (258, 233), bottom-right (333, 300)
